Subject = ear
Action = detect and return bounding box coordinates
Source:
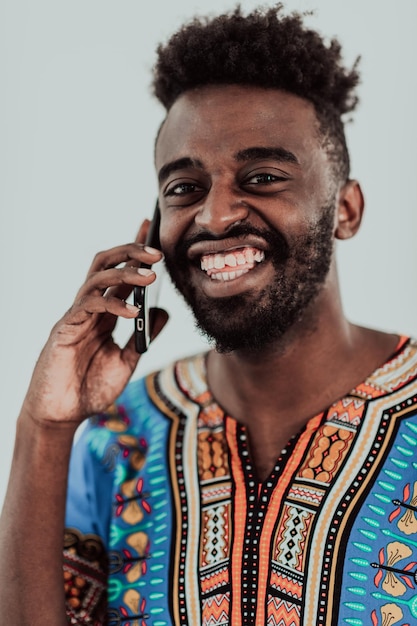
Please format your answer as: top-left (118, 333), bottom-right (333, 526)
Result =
top-left (335, 179), bottom-right (364, 240)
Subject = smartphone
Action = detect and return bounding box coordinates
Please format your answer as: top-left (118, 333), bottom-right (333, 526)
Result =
top-left (134, 202), bottom-right (161, 353)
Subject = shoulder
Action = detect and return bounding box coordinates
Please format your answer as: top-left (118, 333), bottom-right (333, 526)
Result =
top-left (356, 335), bottom-right (417, 401)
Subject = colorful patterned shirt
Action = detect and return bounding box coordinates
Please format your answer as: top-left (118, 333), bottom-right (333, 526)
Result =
top-left (64, 336), bottom-right (417, 626)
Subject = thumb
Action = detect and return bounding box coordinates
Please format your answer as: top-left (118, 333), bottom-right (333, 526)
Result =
top-left (121, 307), bottom-right (169, 365)
top-left (149, 307), bottom-right (169, 341)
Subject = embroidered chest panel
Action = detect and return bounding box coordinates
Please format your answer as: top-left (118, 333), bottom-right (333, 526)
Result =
top-left (105, 342), bottom-right (417, 626)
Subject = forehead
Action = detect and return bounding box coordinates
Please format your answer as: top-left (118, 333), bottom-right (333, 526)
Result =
top-left (155, 85), bottom-right (322, 169)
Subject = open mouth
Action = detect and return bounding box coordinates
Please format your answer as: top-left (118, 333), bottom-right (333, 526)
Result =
top-left (200, 246), bottom-right (265, 282)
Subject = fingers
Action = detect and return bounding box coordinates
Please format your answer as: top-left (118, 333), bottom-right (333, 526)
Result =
top-left (121, 308), bottom-right (169, 368)
top-left (70, 267), bottom-right (155, 329)
top-left (71, 294), bottom-right (141, 320)
top-left (65, 235), bottom-right (165, 330)
top-left (88, 241), bottom-right (162, 275)
top-left (59, 295), bottom-right (140, 339)
top-left (75, 237), bottom-right (164, 301)
top-left (134, 219), bottom-right (151, 244)
top-left (77, 265), bottom-right (156, 300)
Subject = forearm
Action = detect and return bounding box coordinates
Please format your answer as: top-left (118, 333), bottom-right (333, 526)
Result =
top-left (0, 236), bottom-right (162, 624)
top-left (0, 409), bottom-right (78, 626)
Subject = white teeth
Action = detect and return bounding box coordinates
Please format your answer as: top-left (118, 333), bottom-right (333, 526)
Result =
top-left (200, 247), bottom-right (266, 274)
top-left (214, 254), bottom-right (224, 269)
top-left (210, 268), bottom-right (249, 282)
top-left (245, 248), bottom-right (254, 264)
top-left (224, 253), bottom-right (237, 267)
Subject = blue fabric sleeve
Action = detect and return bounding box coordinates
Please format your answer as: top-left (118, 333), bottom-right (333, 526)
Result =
top-left (65, 420), bottom-right (115, 546)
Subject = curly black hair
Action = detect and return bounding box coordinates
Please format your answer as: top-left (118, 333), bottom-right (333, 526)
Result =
top-left (152, 4), bottom-right (360, 182)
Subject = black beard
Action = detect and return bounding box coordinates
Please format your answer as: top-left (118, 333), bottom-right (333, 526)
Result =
top-left (163, 207), bottom-right (335, 354)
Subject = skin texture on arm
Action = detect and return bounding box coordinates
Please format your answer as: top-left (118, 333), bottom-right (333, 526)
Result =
top-left (0, 416), bottom-right (79, 626)
top-left (0, 223), bottom-right (166, 625)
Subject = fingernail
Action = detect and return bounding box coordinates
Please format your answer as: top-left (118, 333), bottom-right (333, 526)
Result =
top-left (125, 303), bottom-right (139, 313)
top-left (137, 267), bottom-right (154, 276)
top-left (144, 245), bottom-right (162, 255)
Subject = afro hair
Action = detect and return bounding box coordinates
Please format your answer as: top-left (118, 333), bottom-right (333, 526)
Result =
top-left (152, 4), bottom-right (360, 181)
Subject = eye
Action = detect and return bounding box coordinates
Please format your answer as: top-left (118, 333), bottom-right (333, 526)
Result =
top-left (165, 181), bottom-right (203, 196)
top-left (163, 177), bottom-right (207, 207)
top-left (244, 172), bottom-right (288, 186)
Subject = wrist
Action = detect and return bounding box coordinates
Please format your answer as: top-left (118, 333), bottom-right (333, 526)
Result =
top-left (18, 402), bottom-right (84, 434)
top-left (16, 408), bottom-right (80, 461)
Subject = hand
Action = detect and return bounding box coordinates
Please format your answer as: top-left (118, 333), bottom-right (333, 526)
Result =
top-left (22, 220), bottom-right (167, 427)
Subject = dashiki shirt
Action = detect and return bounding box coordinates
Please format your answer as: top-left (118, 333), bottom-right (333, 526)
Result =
top-left (64, 336), bottom-right (417, 626)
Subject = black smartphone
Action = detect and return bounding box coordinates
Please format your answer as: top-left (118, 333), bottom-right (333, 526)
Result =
top-left (134, 202), bottom-right (161, 353)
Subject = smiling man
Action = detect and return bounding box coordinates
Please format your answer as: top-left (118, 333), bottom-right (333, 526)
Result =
top-left (158, 86), bottom-right (338, 354)
top-left (1, 5), bottom-right (417, 626)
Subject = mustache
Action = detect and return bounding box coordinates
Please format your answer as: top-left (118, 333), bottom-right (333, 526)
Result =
top-left (174, 223), bottom-right (290, 259)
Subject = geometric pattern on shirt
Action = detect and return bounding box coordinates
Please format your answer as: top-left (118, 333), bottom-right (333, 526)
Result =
top-left (266, 596), bottom-right (301, 626)
top-left (201, 592), bottom-right (230, 626)
top-left (306, 380), bottom-right (417, 625)
top-left (63, 528), bottom-right (108, 626)
top-left (174, 355), bottom-right (234, 626)
top-left (141, 338), bottom-right (417, 626)
top-left (102, 336), bottom-right (417, 626)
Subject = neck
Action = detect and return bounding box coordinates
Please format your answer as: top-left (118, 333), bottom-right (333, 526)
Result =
top-left (203, 266), bottom-right (399, 482)
top-left (205, 269), bottom-right (397, 428)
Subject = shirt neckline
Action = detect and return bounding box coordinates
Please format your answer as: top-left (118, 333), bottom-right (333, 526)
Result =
top-left (179, 335), bottom-right (412, 415)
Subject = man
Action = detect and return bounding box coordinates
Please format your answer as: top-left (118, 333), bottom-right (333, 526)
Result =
top-left (1, 5), bottom-right (416, 625)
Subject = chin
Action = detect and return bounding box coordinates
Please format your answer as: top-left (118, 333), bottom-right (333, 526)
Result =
top-left (165, 202), bottom-right (336, 353)
top-left (188, 284), bottom-right (313, 354)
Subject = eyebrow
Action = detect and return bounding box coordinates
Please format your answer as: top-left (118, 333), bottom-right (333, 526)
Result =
top-left (158, 157), bottom-right (204, 184)
top-left (235, 146), bottom-right (299, 165)
top-left (158, 146), bottom-right (299, 184)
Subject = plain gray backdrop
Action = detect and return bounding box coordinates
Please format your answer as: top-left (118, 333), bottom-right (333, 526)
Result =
top-left (1, 0), bottom-right (416, 508)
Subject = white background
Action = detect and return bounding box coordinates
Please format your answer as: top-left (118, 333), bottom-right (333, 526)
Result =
top-left (1, 0), bottom-right (416, 508)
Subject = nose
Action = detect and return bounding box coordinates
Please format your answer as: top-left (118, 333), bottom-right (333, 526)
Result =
top-left (194, 184), bottom-right (250, 234)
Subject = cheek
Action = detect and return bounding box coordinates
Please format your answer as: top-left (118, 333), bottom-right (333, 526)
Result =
top-left (158, 212), bottom-right (188, 255)
top-left (299, 145), bottom-right (336, 200)
top-left (158, 222), bottom-right (174, 255)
